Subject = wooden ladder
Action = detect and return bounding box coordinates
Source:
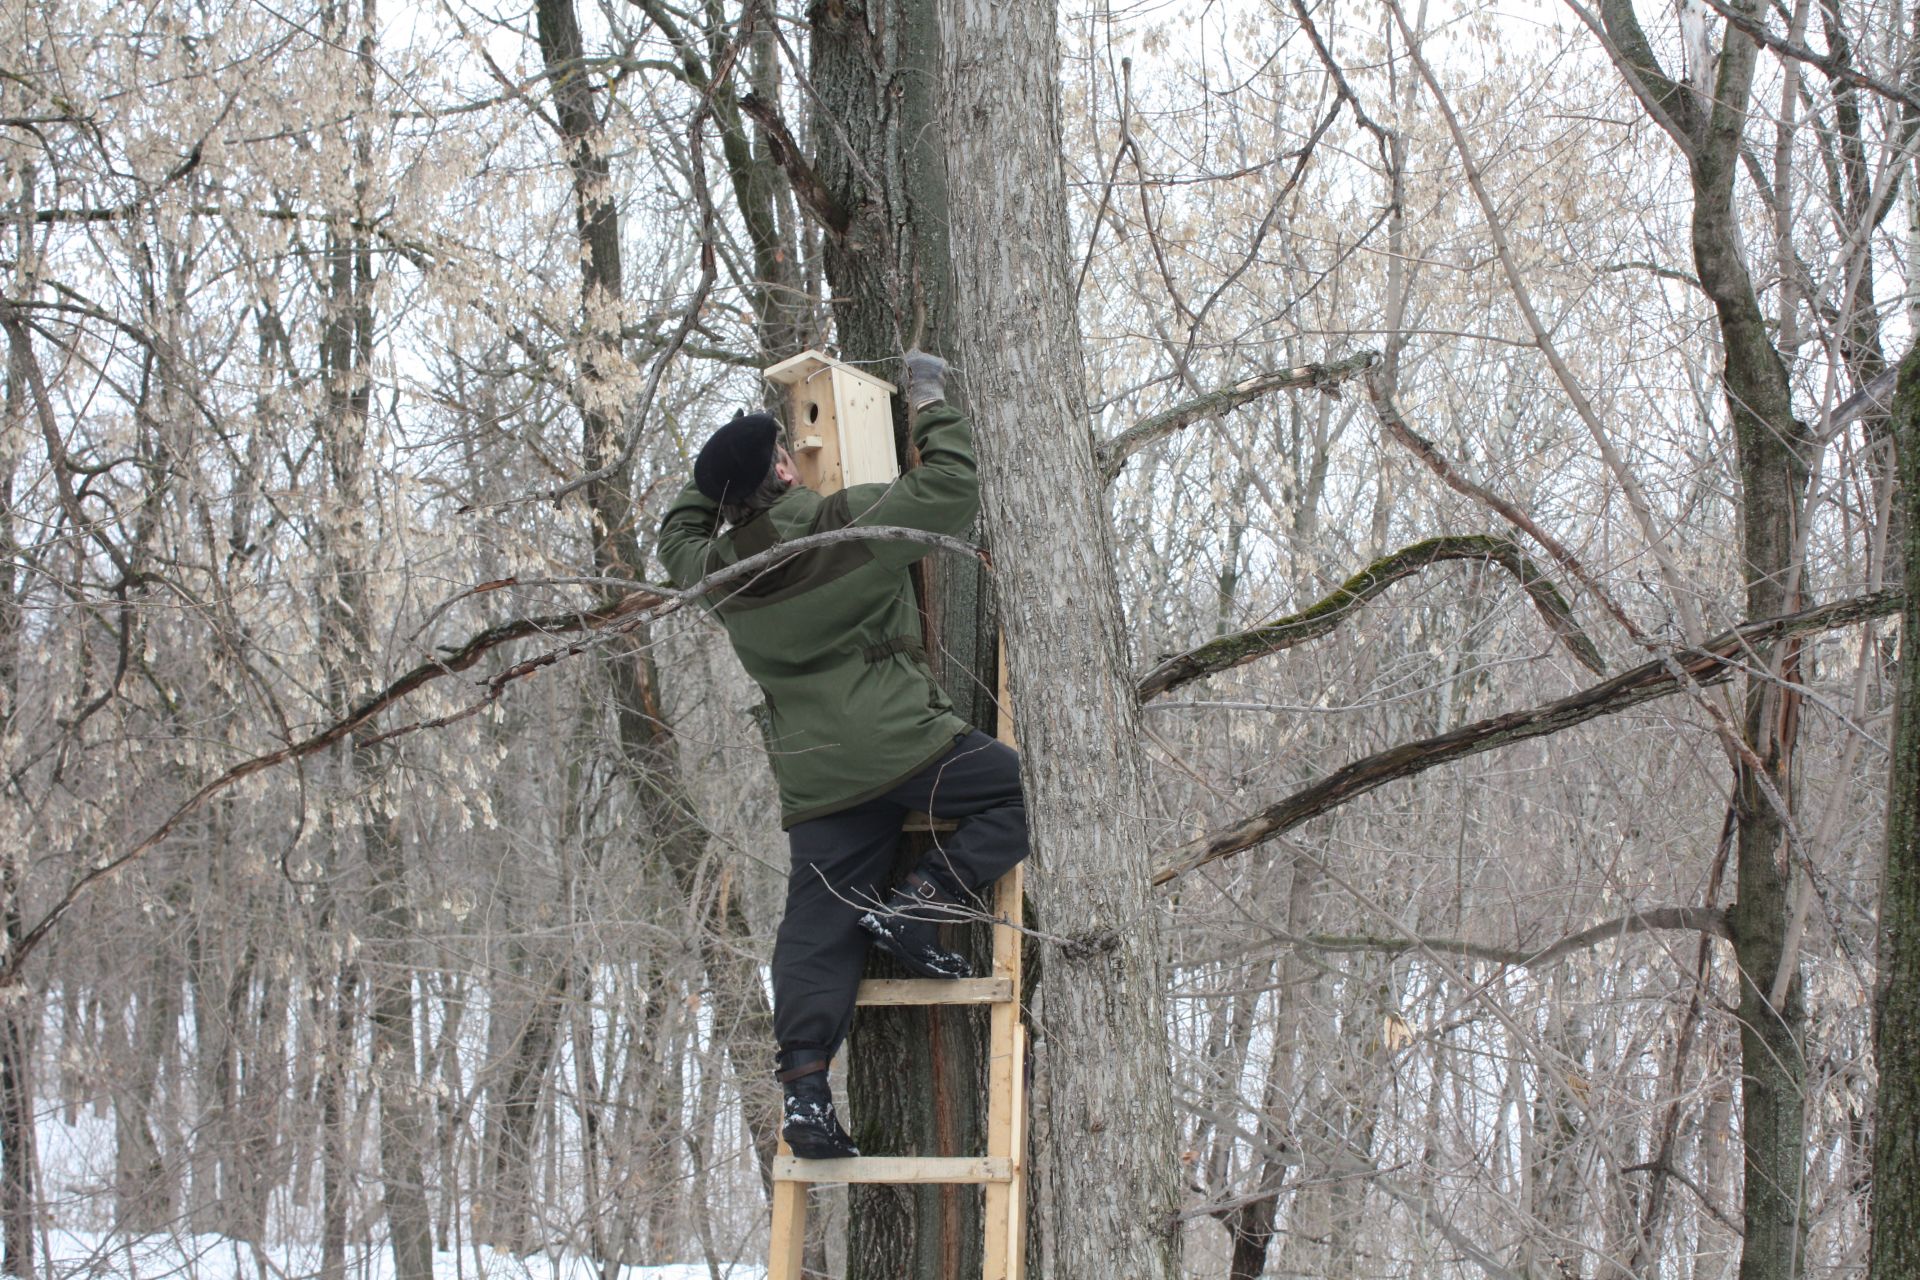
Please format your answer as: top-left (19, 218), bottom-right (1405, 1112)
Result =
top-left (766, 856), bottom-right (1027, 1280)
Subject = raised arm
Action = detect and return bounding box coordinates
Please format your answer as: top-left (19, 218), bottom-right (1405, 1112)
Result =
top-left (834, 400), bottom-right (980, 562)
top-left (657, 477), bottom-right (721, 589)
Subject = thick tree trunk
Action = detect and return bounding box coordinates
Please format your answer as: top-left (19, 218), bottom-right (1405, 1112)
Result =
top-left (938, 2), bottom-right (1182, 1274)
top-left (807, 2), bottom-right (994, 1274)
top-left (1868, 338), bottom-right (1920, 1278)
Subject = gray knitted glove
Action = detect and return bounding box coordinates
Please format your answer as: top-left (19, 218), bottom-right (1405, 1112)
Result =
top-left (902, 349), bottom-right (949, 411)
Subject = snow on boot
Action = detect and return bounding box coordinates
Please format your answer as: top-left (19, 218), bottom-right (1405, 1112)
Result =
top-left (779, 1053), bottom-right (859, 1160)
top-left (858, 870), bottom-right (976, 980)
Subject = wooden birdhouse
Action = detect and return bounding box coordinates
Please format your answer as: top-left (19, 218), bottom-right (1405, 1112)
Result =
top-left (762, 350), bottom-right (898, 496)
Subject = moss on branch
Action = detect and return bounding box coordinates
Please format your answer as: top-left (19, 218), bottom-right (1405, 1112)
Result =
top-left (1151, 589), bottom-right (1904, 885)
top-left (1137, 534), bottom-right (1605, 702)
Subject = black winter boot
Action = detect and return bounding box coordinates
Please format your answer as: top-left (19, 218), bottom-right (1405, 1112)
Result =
top-left (857, 870), bottom-right (977, 980)
top-left (778, 1051), bottom-right (859, 1160)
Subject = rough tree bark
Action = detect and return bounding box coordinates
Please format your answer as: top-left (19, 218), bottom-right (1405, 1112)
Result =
top-left (1868, 338), bottom-right (1920, 1279)
top-left (938, 1), bottom-right (1182, 1274)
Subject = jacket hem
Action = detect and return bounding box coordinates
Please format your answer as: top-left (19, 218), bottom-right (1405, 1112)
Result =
top-left (778, 725), bottom-right (969, 830)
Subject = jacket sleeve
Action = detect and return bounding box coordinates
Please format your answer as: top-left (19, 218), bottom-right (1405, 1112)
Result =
top-left (656, 477), bottom-right (721, 589)
top-left (837, 401), bottom-right (979, 565)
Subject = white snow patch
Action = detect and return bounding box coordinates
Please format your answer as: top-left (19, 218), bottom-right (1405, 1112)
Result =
top-left (42, 1231), bottom-right (764, 1280)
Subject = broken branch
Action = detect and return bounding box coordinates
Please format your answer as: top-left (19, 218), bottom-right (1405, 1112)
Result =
top-left (737, 92), bottom-right (851, 235)
top-left (2, 523), bottom-right (984, 983)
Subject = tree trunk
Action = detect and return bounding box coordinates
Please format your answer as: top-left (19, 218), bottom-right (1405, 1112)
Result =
top-left (313, 3), bottom-right (434, 1268)
top-left (231, 944), bottom-right (286, 1246)
top-left (481, 948), bottom-right (565, 1253)
top-left (938, 2), bottom-right (1183, 1274)
top-left (1219, 869), bottom-right (1309, 1280)
top-left (1, 308), bottom-right (35, 1279)
top-left (1868, 337), bottom-right (1920, 1278)
top-left (1598, 3), bottom-right (1816, 1272)
top-left (317, 964), bottom-right (356, 1280)
top-left (1687, 10), bottom-right (1814, 1275)
top-left (0, 976), bottom-right (29, 1280)
top-left (113, 961), bottom-right (178, 1234)
top-left (363, 810), bottom-right (435, 1280)
top-left (534, 0), bottom-right (780, 1206)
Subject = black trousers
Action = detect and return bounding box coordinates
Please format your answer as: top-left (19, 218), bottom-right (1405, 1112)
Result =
top-left (773, 730), bottom-right (1028, 1062)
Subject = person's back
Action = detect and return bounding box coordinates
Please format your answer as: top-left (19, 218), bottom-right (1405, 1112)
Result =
top-left (660, 405), bottom-right (978, 826)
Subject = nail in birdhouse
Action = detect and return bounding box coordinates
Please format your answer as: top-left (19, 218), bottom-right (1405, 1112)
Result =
top-left (762, 350), bottom-right (898, 496)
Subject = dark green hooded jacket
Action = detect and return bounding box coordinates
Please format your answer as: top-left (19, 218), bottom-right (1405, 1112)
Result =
top-left (657, 402), bottom-right (979, 827)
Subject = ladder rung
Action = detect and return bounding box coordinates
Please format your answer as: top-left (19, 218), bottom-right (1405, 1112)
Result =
top-left (774, 1155), bottom-right (1013, 1185)
top-left (856, 977), bottom-right (1013, 1006)
top-left (901, 811), bottom-right (960, 833)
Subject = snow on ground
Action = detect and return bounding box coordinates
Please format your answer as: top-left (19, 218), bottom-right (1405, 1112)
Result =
top-left (42, 1231), bottom-right (766, 1280)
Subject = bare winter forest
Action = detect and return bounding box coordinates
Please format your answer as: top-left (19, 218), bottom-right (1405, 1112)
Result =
top-left (4, 0), bottom-right (1920, 1276)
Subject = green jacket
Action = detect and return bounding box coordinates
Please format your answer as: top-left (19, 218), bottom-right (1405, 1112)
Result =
top-left (657, 401), bottom-right (980, 828)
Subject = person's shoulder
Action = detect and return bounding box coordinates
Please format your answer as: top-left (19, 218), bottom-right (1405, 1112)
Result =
top-left (760, 485), bottom-right (817, 532)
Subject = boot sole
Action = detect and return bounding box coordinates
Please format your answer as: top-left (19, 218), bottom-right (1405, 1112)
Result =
top-left (783, 1129), bottom-right (861, 1160)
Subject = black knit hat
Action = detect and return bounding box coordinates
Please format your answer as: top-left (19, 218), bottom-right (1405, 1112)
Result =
top-left (694, 412), bottom-right (780, 503)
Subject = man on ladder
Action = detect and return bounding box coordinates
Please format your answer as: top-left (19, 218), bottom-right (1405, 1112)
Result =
top-left (657, 350), bottom-right (1030, 1159)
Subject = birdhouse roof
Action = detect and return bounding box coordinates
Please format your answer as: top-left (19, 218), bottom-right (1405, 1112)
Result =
top-left (762, 349), bottom-right (897, 395)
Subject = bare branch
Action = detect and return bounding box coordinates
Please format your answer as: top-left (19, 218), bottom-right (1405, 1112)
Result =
top-left (1151, 590), bottom-right (1903, 884)
top-left (1137, 534), bottom-right (1604, 702)
top-left (737, 92), bottom-right (851, 235)
top-left (1279, 905), bottom-right (1730, 969)
top-left (1562, 0), bottom-right (1698, 149)
top-left (1691, 0), bottom-right (1920, 115)
top-left (1389, 0), bottom-right (1708, 641)
top-left (1097, 350), bottom-right (1379, 483)
top-left (1368, 368), bottom-right (1643, 642)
